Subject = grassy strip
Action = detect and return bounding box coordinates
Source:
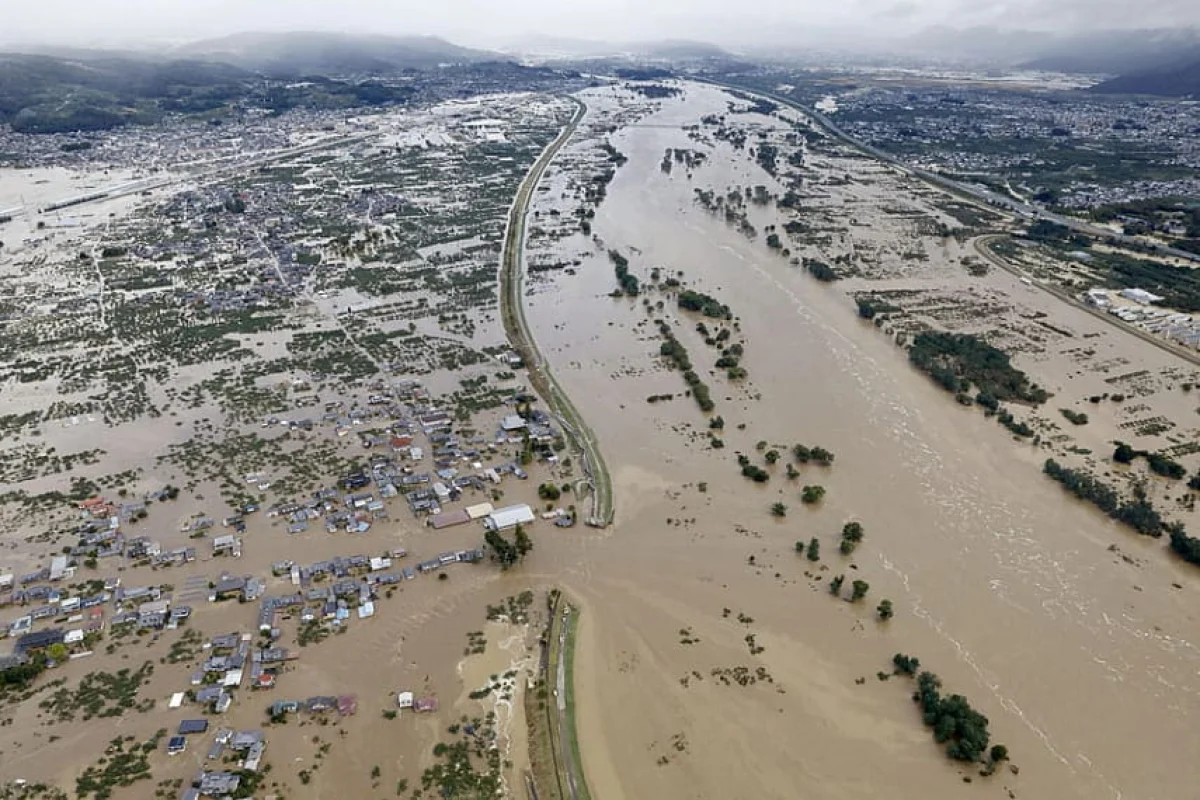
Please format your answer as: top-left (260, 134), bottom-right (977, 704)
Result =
top-left (528, 592), bottom-right (572, 800)
top-left (561, 608), bottom-right (592, 800)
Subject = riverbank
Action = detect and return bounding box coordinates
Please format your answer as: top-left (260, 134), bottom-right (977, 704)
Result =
top-left (522, 80), bottom-right (1200, 800)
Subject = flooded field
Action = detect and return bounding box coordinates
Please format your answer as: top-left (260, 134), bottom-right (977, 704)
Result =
top-left (2, 76), bottom-right (1199, 800)
top-left (524, 82), bottom-right (1200, 800)
top-left (0, 92), bottom-right (589, 799)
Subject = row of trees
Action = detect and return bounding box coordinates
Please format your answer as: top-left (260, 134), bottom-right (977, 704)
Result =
top-left (1113, 442), bottom-right (1186, 479)
top-left (908, 331), bottom-right (1048, 406)
top-left (910, 669), bottom-right (1005, 765)
top-left (892, 654), bottom-right (1008, 765)
top-left (677, 289), bottom-right (732, 320)
top-left (1168, 524), bottom-right (1200, 566)
top-left (485, 525), bottom-right (533, 569)
top-left (793, 444), bottom-right (835, 466)
top-left (802, 258), bottom-right (838, 282)
top-left (0, 652), bottom-right (47, 691)
top-left (609, 250), bottom-right (639, 296)
top-left (657, 321), bottom-right (714, 413)
top-left (1043, 459), bottom-right (1164, 536)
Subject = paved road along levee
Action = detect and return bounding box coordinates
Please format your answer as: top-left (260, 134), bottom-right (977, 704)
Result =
top-left (973, 235), bottom-right (1200, 368)
top-left (500, 96), bottom-right (614, 528)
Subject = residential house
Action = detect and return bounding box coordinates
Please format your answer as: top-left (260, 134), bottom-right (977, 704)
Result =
top-left (197, 771), bottom-right (240, 796)
top-left (211, 535), bottom-right (238, 556)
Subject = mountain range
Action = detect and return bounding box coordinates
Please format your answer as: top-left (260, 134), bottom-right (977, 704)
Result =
top-left (1090, 57), bottom-right (1200, 97)
top-left (0, 33), bottom-right (573, 134)
top-left (172, 31), bottom-right (494, 76)
top-left (2, 26), bottom-right (1198, 136)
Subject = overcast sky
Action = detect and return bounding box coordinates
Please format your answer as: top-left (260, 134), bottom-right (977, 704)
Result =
top-left (3, 0), bottom-right (1199, 49)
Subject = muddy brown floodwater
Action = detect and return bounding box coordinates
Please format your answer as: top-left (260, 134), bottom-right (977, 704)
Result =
top-left (521, 83), bottom-right (1200, 800)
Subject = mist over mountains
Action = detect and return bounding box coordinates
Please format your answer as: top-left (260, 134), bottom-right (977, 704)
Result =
top-left (173, 31), bottom-right (495, 76)
top-left (0, 33), bottom-right (579, 134)
top-left (0, 24), bottom-right (1197, 136)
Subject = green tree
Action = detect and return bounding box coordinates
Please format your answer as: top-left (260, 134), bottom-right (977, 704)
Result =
top-left (990, 744), bottom-right (1008, 763)
top-left (829, 574), bottom-right (845, 596)
top-left (850, 580), bottom-right (870, 602)
top-left (537, 483), bottom-right (561, 501)
top-left (765, 449), bottom-right (781, 465)
top-left (741, 465), bottom-right (769, 482)
top-left (46, 643), bottom-right (68, 663)
top-left (513, 525), bottom-right (533, 559)
top-left (1113, 442), bottom-right (1137, 464)
top-left (801, 485), bottom-right (826, 504)
top-left (485, 530), bottom-right (518, 568)
top-left (892, 653), bottom-right (919, 675)
top-left (771, 502), bottom-right (787, 518)
top-left (806, 538), bottom-right (820, 561)
top-left (877, 599), bottom-right (894, 620)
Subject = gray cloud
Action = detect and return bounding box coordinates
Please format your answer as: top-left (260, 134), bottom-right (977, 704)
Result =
top-left (1, 0), bottom-right (1198, 49)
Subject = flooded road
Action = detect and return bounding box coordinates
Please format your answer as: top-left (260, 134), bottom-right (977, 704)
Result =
top-left (525, 83), bottom-right (1200, 800)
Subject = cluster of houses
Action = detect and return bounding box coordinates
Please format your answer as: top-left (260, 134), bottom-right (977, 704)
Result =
top-left (269, 694), bottom-right (358, 718)
top-left (249, 394), bottom-right (558, 533)
top-left (1084, 287), bottom-right (1200, 348)
top-left (181, 728), bottom-right (269, 797)
top-left (185, 631), bottom-right (256, 693)
top-left (395, 690), bottom-right (438, 713)
top-left (1, 536), bottom-right (492, 664)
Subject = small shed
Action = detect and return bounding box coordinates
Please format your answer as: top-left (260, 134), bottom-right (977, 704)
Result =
top-left (465, 502), bottom-right (494, 520)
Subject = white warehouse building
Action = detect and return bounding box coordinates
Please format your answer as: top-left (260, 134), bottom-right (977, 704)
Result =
top-left (483, 504), bottom-right (535, 532)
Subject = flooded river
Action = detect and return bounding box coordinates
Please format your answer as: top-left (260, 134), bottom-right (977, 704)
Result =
top-left (525, 83), bottom-right (1200, 800)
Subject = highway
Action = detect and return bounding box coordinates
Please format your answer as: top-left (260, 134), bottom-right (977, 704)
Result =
top-left (499, 96), bottom-right (614, 528)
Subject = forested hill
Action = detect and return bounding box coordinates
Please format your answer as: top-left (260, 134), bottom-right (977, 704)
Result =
top-left (172, 32), bottom-right (495, 76)
top-left (0, 36), bottom-right (577, 135)
top-left (1090, 57), bottom-right (1200, 98)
